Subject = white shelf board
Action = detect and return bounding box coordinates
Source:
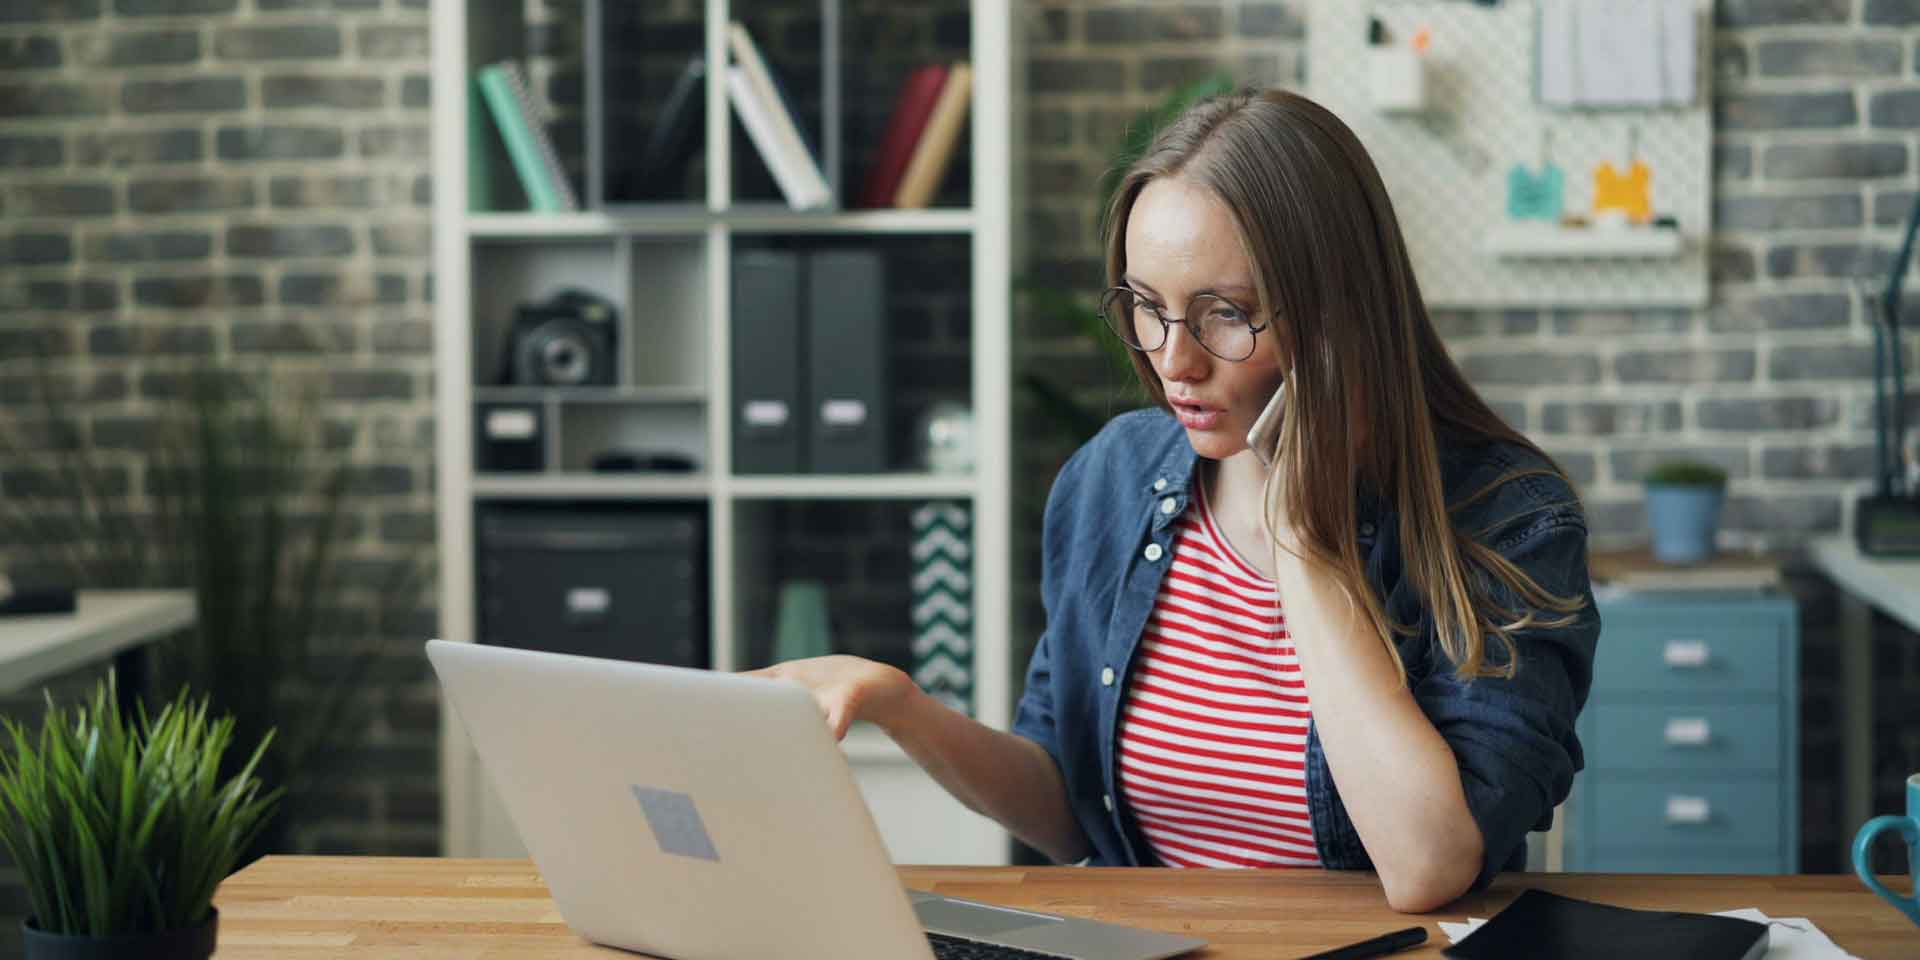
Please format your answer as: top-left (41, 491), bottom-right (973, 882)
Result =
top-left (1482, 223), bottom-right (1685, 260)
top-left (471, 473), bottom-right (712, 499)
top-left (728, 473), bottom-right (978, 500)
top-left (472, 385), bottom-right (706, 404)
top-left (467, 207), bottom-right (975, 238)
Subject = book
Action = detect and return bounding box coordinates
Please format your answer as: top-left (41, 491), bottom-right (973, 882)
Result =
top-left (468, 77), bottom-right (519, 212)
top-left (476, 61), bottom-right (579, 212)
top-left (892, 61), bottom-right (972, 209)
top-left (625, 54), bottom-right (705, 202)
top-left (1588, 547), bottom-right (1783, 593)
top-left (857, 63), bottom-right (950, 209)
top-left (727, 66), bottom-right (822, 210)
top-left (727, 21), bottom-right (830, 208)
top-left (1443, 889), bottom-right (1766, 960)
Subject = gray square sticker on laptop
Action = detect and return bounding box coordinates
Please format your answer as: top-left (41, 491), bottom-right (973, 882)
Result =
top-left (630, 785), bottom-right (721, 862)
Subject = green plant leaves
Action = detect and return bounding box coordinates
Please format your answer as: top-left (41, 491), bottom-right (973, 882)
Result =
top-left (0, 676), bottom-right (281, 936)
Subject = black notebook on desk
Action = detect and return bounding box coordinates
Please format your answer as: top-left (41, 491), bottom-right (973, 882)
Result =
top-left (1443, 889), bottom-right (1768, 960)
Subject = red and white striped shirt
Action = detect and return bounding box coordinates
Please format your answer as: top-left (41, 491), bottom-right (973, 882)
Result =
top-left (1116, 480), bottom-right (1321, 868)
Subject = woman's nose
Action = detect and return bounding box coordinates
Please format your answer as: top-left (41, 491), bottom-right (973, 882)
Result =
top-left (1156, 321), bottom-right (1210, 383)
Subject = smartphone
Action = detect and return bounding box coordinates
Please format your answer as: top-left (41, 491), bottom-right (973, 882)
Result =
top-left (1246, 377), bottom-right (1287, 467)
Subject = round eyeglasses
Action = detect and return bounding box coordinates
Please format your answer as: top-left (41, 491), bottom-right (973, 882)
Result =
top-left (1098, 286), bottom-right (1273, 362)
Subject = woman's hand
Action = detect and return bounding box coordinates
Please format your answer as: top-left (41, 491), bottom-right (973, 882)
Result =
top-left (744, 655), bottom-right (921, 741)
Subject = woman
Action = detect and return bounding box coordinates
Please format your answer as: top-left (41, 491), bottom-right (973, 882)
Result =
top-left (753, 89), bottom-right (1598, 913)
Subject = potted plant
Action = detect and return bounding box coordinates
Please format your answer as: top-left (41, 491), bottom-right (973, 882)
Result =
top-left (1644, 459), bottom-right (1729, 565)
top-left (0, 676), bottom-right (281, 960)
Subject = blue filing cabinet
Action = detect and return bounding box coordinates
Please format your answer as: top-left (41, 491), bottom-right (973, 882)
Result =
top-left (1567, 591), bottom-right (1800, 873)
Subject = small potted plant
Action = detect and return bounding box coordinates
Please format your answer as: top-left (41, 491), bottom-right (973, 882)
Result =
top-left (0, 677), bottom-right (280, 960)
top-left (1644, 459), bottom-right (1729, 565)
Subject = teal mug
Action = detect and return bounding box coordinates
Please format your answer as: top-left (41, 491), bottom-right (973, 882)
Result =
top-left (1853, 773), bottom-right (1920, 926)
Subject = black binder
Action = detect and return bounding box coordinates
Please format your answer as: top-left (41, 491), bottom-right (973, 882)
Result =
top-left (731, 250), bottom-right (804, 474)
top-left (805, 249), bottom-right (888, 473)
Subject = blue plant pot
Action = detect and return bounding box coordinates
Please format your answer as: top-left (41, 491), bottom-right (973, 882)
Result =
top-left (1646, 485), bottom-right (1725, 565)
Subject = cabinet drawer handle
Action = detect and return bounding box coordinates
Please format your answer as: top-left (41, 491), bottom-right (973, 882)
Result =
top-left (1662, 640), bottom-right (1710, 668)
top-left (1665, 795), bottom-right (1711, 825)
top-left (1663, 717), bottom-right (1711, 746)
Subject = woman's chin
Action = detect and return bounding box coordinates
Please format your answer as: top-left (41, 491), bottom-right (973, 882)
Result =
top-left (1182, 426), bottom-right (1246, 461)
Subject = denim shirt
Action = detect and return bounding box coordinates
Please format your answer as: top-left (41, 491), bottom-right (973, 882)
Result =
top-left (1011, 409), bottom-right (1599, 888)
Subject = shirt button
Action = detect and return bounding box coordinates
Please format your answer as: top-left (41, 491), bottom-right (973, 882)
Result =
top-left (1153, 477), bottom-right (1168, 491)
top-left (1360, 522), bottom-right (1376, 536)
top-left (1100, 666), bottom-right (1116, 687)
top-left (1143, 542), bottom-right (1164, 562)
top-left (1103, 793), bottom-right (1114, 813)
top-left (1160, 497), bottom-right (1178, 515)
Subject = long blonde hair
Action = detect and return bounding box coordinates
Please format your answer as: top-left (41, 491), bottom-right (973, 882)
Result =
top-left (1103, 89), bottom-right (1585, 681)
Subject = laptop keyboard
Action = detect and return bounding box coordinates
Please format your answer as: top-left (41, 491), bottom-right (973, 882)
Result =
top-left (926, 931), bottom-right (1068, 960)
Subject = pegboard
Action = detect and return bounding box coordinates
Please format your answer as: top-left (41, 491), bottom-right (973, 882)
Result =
top-left (1306, 0), bottom-right (1712, 308)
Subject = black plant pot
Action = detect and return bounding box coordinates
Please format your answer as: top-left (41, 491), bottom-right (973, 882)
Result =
top-left (21, 909), bottom-right (218, 960)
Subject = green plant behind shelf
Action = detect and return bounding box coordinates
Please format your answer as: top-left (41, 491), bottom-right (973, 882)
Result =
top-left (1644, 460), bottom-right (1729, 488)
top-left (0, 675), bottom-right (282, 937)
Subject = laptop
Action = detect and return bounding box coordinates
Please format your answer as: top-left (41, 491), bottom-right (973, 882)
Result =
top-left (426, 640), bottom-right (1205, 960)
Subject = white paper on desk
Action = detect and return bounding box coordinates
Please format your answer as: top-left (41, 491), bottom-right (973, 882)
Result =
top-left (1439, 909), bottom-right (1859, 958)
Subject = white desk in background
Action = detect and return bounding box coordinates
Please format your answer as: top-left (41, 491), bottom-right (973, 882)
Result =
top-left (1807, 537), bottom-right (1920, 837)
top-left (0, 590), bottom-right (195, 705)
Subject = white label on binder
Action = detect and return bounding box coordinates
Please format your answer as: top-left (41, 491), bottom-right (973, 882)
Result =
top-left (744, 401), bottom-right (789, 428)
top-left (485, 409), bottom-right (537, 440)
top-left (566, 587), bottom-right (610, 614)
top-left (821, 399), bottom-right (868, 427)
top-left (1665, 795), bottom-right (1710, 825)
top-left (1664, 717), bottom-right (1711, 746)
top-left (1662, 640), bottom-right (1709, 668)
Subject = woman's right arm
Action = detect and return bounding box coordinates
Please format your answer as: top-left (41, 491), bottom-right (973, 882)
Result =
top-left (747, 655), bottom-right (1091, 864)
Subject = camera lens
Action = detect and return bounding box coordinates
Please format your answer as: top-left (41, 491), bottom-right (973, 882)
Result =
top-left (540, 334), bottom-right (591, 386)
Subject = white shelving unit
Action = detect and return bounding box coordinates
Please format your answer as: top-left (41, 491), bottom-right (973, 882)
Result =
top-left (432, 0), bottom-right (1014, 864)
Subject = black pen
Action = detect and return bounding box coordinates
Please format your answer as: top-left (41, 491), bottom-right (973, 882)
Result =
top-left (1297, 925), bottom-right (1428, 960)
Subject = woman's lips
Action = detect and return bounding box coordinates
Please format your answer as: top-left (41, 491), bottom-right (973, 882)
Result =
top-left (1170, 399), bottom-right (1223, 431)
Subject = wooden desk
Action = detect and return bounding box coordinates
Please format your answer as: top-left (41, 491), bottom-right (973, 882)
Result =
top-left (213, 857), bottom-right (1919, 958)
top-left (0, 590), bottom-right (193, 704)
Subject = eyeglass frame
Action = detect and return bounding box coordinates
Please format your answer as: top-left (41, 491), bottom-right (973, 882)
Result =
top-left (1097, 285), bottom-right (1278, 362)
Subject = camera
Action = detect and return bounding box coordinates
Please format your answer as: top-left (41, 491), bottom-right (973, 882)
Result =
top-left (501, 289), bottom-right (618, 387)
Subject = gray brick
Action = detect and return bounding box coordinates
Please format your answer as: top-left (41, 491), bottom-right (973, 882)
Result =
top-left (1710, 293), bottom-right (1851, 331)
top-left (131, 274), bottom-right (263, 308)
top-left (1761, 444), bottom-right (1876, 479)
top-left (87, 29), bottom-right (200, 67)
top-left (280, 272), bottom-right (344, 304)
top-left (1866, 0), bottom-right (1920, 24)
top-left (1610, 446), bottom-right (1751, 485)
top-left (1540, 400), bottom-right (1683, 436)
top-left (0, 134), bottom-right (61, 167)
top-left (1874, 189), bottom-right (1916, 226)
top-left (375, 273), bottom-right (407, 304)
top-left (1, 0), bottom-right (101, 20)
top-left (1763, 142), bottom-right (1908, 180)
top-left (1766, 243), bottom-right (1892, 279)
top-left (1087, 6), bottom-right (1221, 45)
top-left (84, 230), bottom-right (213, 262)
top-left (1144, 56), bottom-right (1220, 92)
top-left (1697, 395), bottom-right (1843, 431)
top-left (1584, 499), bottom-right (1647, 540)
top-left (412, 173), bottom-right (431, 206)
top-left (1084, 7), bottom-right (1143, 45)
top-left (256, 0), bottom-right (377, 8)
top-left (1870, 90), bottom-right (1920, 129)
top-left (129, 176), bottom-right (254, 214)
top-left (1722, 494), bottom-right (1842, 536)
top-left (0, 36), bottom-right (61, 70)
top-left (359, 124), bottom-right (429, 159)
top-left (1757, 38), bottom-right (1903, 77)
top-left (4, 468), bottom-right (130, 497)
top-left (4, 232), bottom-right (72, 266)
top-left (356, 24), bottom-right (427, 60)
top-left (1032, 56), bottom-right (1126, 95)
top-left (401, 74), bottom-right (429, 109)
top-left (231, 320), bottom-right (354, 353)
top-left (122, 76), bottom-right (246, 114)
top-left (1715, 193), bottom-right (1861, 231)
top-left (14, 182), bottom-right (114, 217)
top-left (1029, 108), bottom-right (1072, 148)
top-left (1615, 349), bottom-right (1756, 384)
top-left (1715, 143), bottom-right (1752, 179)
top-left (216, 125), bottom-right (345, 161)
top-left (371, 223), bottom-right (428, 257)
top-left (1768, 343), bottom-right (1876, 379)
top-left (263, 74), bottom-right (383, 110)
top-left (22, 279), bottom-right (117, 311)
top-left (74, 128), bottom-right (199, 166)
top-left (269, 175), bottom-right (374, 209)
top-left (330, 371), bottom-right (413, 401)
top-left (371, 318), bottom-right (431, 353)
top-left (228, 224), bottom-right (353, 259)
top-left (0, 371), bottom-right (125, 404)
top-left (214, 25), bottom-right (341, 61)
top-left (1711, 243), bottom-right (1758, 283)
top-left (113, 0), bottom-right (235, 14)
top-left (0, 81), bottom-right (110, 118)
top-left (1716, 0), bottom-right (1850, 26)
top-left (1239, 2), bottom-right (1303, 38)
top-left (379, 511), bottom-right (436, 543)
top-left (1716, 92), bottom-right (1856, 131)
top-left (88, 323), bottom-right (215, 356)
top-left (1460, 351), bottom-right (1601, 386)
top-left (1548, 310), bottom-right (1689, 336)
